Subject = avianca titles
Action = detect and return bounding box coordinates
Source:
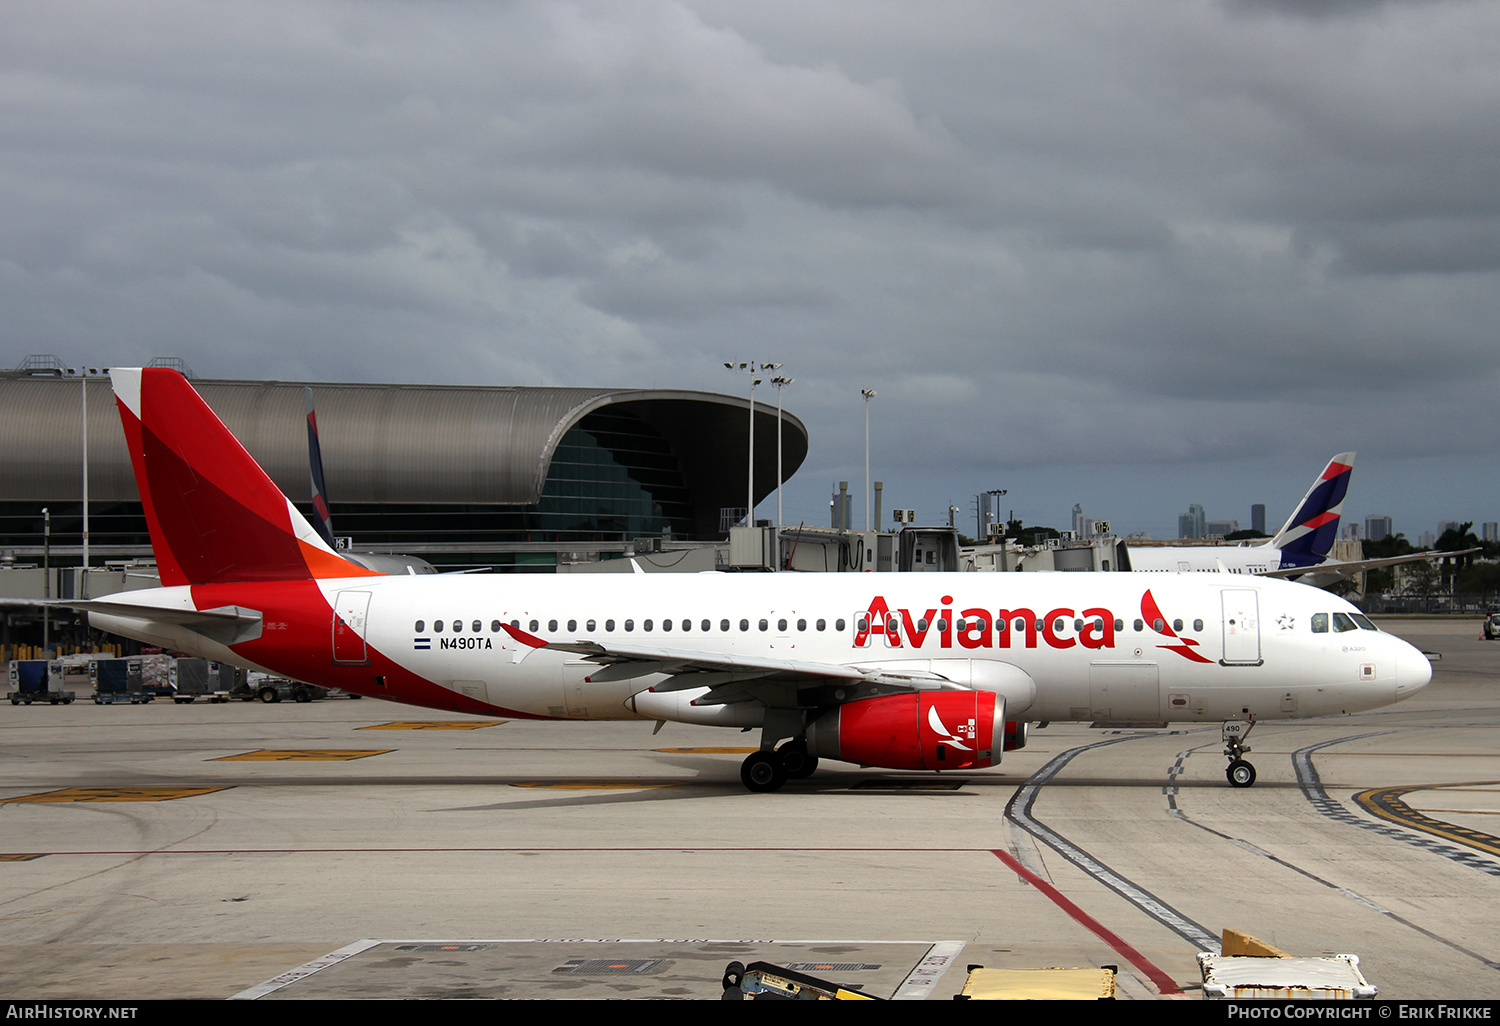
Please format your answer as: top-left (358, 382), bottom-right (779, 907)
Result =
top-left (72, 368), bottom-right (1429, 792)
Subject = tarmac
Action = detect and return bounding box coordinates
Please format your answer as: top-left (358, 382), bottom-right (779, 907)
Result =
top-left (1, 617), bottom-right (1497, 1001)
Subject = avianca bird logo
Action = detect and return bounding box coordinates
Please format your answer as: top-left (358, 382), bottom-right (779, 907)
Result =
top-left (1141, 590), bottom-right (1212, 663)
top-left (927, 706), bottom-right (976, 751)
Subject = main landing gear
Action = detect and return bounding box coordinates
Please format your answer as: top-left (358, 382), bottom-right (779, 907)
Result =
top-left (740, 739), bottom-right (819, 793)
top-left (1222, 716), bottom-right (1257, 788)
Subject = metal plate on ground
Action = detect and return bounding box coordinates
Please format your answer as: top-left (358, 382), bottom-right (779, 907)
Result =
top-left (234, 939), bottom-right (964, 1000)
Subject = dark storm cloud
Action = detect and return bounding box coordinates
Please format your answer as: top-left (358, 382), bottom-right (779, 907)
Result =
top-left (2, 0), bottom-right (1496, 535)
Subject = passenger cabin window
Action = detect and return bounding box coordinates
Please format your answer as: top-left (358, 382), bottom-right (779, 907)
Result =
top-left (415, 620), bottom-right (425, 632)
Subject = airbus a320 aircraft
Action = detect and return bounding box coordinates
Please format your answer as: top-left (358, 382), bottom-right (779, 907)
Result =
top-left (1120, 453), bottom-right (1467, 588)
top-left (69, 369), bottom-right (1430, 791)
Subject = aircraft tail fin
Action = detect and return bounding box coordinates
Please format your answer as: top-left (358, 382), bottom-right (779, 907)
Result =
top-left (305, 387), bottom-right (337, 549)
top-left (111, 368), bottom-right (380, 587)
top-left (1268, 452), bottom-right (1355, 564)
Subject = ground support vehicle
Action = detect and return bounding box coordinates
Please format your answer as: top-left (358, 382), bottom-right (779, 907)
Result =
top-left (170, 658), bottom-right (230, 703)
top-left (91, 658), bottom-right (153, 704)
top-left (231, 675), bottom-right (329, 704)
top-left (6, 660), bottom-right (76, 705)
top-left (720, 961), bottom-right (878, 1000)
top-left (954, 965), bottom-right (1117, 1000)
top-left (1197, 952), bottom-right (1375, 1000)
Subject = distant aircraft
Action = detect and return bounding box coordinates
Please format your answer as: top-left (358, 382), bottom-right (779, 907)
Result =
top-left (52, 371), bottom-right (1433, 790)
top-left (304, 386), bottom-right (436, 577)
top-left (1119, 453), bottom-right (1467, 589)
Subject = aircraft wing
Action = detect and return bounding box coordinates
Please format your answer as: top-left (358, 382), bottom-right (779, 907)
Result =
top-left (501, 623), bottom-right (961, 708)
top-left (1260, 548), bottom-right (1480, 581)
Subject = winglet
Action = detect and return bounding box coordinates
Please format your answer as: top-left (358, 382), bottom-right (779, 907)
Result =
top-left (111, 368), bottom-right (380, 587)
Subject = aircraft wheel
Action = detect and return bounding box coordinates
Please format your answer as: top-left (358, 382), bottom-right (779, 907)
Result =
top-left (776, 740), bottom-right (819, 779)
top-left (740, 751), bottom-right (786, 793)
top-left (1226, 759), bottom-right (1257, 788)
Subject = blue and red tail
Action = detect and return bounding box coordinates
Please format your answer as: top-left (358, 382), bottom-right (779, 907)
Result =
top-left (1270, 452), bottom-right (1354, 569)
top-left (305, 386), bottom-right (337, 549)
top-left (111, 368), bottom-right (379, 587)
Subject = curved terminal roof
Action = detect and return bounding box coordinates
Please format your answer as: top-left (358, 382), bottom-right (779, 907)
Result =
top-left (0, 372), bottom-right (808, 539)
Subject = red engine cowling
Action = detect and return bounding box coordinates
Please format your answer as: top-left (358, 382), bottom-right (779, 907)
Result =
top-left (805, 691), bottom-right (1001, 771)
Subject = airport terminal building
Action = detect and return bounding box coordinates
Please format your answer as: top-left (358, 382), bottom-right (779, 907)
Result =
top-left (0, 366), bottom-right (809, 572)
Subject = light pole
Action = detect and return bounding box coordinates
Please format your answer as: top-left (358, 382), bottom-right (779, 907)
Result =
top-left (42, 507), bottom-right (50, 653)
top-left (771, 375), bottom-right (793, 536)
top-left (861, 389), bottom-right (876, 530)
top-left (725, 361), bottom-right (780, 527)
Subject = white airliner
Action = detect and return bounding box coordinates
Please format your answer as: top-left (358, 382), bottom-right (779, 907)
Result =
top-left (1120, 453), bottom-right (1465, 588)
top-left (55, 370), bottom-right (1431, 791)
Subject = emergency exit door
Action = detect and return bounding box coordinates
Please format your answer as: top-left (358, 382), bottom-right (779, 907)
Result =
top-left (332, 590), bottom-right (371, 665)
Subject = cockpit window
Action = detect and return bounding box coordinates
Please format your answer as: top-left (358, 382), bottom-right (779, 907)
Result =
top-left (1351, 613), bottom-right (1378, 631)
top-left (1332, 612), bottom-right (1359, 633)
top-left (1311, 613), bottom-right (1328, 634)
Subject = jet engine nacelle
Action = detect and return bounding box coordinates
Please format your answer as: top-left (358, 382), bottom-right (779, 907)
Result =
top-left (1004, 719), bottom-right (1029, 751)
top-left (804, 691), bottom-right (1003, 771)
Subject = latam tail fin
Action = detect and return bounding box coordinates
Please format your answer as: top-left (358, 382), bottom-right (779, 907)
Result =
top-left (111, 368), bottom-right (380, 587)
top-left (305, 386), bottom-right (337, 549)
top-left (1268, 451), bottom-right (1355, 566)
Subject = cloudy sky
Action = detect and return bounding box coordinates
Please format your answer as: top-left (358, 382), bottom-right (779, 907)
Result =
top-left (4, 1), bottom-right (1496, 541)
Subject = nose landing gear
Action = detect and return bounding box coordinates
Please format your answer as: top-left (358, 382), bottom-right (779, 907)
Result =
top-left (1223, 716), bottom-right (1257, 788)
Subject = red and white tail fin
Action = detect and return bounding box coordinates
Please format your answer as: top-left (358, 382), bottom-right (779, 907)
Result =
top-left (111, 367), bottom-right (380, 587)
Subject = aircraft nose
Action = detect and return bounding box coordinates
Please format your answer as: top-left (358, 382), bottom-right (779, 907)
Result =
top-left (1394, 641), bottom-right (1432, 702)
